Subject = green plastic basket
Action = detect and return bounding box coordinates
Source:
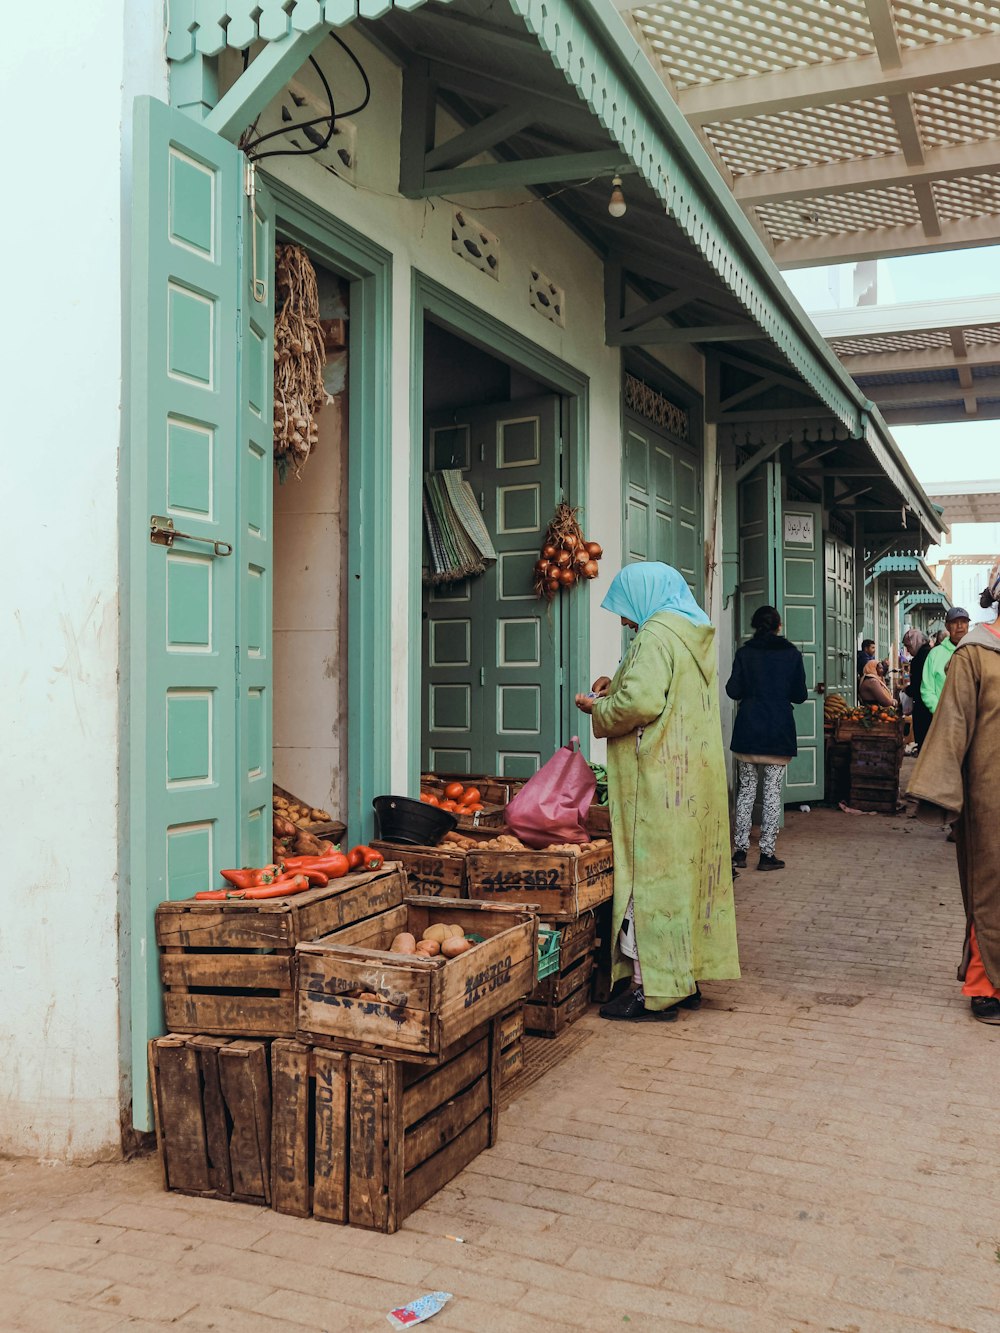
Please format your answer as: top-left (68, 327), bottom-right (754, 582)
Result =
top-left (536, 926), bottom-right (561, 980)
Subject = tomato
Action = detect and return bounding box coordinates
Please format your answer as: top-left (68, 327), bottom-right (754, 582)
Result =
top-left (440, 799), bottom-right (457, 812)
top-left (419, 793), bottom-right (431, 804)
top-left (426, 794), bottom-right (441, 807)
top-left (443, 781), bottom-right (466, 801)
top-left (458, 787), bottom-right (481, 807)
top-left (464, 802), bottom-right (484, 812)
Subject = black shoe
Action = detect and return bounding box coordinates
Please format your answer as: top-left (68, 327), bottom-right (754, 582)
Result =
top-left (678, 985), bottom-right (702, 1010)
top-left (757, 854), bottom-right (785, 871)
top-left (970, 997), bottom-right (1000, 1025)
top-left (598, 988), bottom-right (678, 1022)
top-left (732, 849), bottom-right (747, 869)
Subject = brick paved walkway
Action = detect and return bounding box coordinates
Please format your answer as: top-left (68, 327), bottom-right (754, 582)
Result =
top-left (3, 798), bottom-right (999, 1332)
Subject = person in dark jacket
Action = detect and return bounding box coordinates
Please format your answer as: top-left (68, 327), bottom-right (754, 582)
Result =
top-left (726, 605), bottom-right (808, 871)
top-left (902, 627), bottom-right (932, 750)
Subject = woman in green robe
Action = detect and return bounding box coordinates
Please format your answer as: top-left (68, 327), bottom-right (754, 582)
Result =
top-left (575, 563), bottom-right (740, 1021)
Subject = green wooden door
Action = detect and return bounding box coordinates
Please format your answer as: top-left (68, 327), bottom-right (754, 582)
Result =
top-left (781, 503), bottom-right (824, 803)
top-left (423, 396), bottom-right (561, 779)
top-left (824, 534), bottom-right (855, 701)
top-left (624, 415), bottom-right (703, 598)
top-left (736, 460), bottom-right (780, 637)
top-left (128, 98), bottom-right (273, 1128)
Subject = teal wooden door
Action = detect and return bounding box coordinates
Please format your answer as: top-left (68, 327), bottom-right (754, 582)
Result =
top-left (624, 415), bottom-right (703, 598)
top-left (736, 460), bottom-right (780, 637)
top-left (423, 396), bottom-right (561, 779)
top-left (781, 503), bottom-right (824, 803)
top-left (128, 98), bottom-right (273, 1128)
top-left (824, 535), bottom-right (855, 701)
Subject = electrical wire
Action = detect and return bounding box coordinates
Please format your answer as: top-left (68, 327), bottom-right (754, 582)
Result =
top-left (242, 33), bottom-right (371, 164)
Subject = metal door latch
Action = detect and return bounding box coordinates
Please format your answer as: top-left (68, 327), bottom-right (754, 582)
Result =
top-left (150, 515), bottom-right (233, 557)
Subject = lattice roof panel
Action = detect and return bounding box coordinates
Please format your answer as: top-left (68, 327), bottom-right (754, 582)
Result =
top-left (932, 171), bottom-right (1000, 221)
top-left (891, 1), bottom-right (1000, 50)
top-left (704, 98), bottom-right (901, 175)
top-left (913, 79), bottom-right (1000, 148)
top-left (629, 1), bottom-right (875, 89)
top-left (965, 323), bottom-right (1000, 345)
top-left (829, 329), bottom-right (954, 356)
top-left (757, 185), bottom-right (922, 242)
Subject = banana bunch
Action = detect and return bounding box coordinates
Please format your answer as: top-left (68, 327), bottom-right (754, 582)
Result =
top-left (824, 692), bottom-right (849, 724)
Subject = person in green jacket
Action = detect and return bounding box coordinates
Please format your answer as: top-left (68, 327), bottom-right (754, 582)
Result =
top-left (921, 607), bottom-right (970, 714)
top-left (575, 563), bottom-right (740, 1022)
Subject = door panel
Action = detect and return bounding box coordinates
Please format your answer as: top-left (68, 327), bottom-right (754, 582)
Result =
top-left (423, 397), bottom-right (561, 778)
top-left (782, 503), bottom-right (824, 803)
top-left (736, 461), bottom-right (779, 638)
top-left (130, 98), bottom-right (245, 1126)
top-left (824, 535), bottom-right (855, 701)
top-left (238, 177), bottom-right (276, 868)
top-left (624, 416), bottom-right (703, 597)
top-left (129, 99), bottom-right (271, 1129)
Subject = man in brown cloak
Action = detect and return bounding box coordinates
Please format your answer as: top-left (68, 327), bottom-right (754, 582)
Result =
top-left (908, 559), bottom-right (1000, 1025)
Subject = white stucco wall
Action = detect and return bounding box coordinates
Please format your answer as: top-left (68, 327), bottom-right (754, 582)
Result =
top-left (0, 1), bottom-right (165, 1159)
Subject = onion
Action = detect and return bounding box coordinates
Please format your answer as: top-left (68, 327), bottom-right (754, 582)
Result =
top-left (543, 543), bottom-right (557, 559)
top-left (562, 534), bottom-right (579, 552)
top-left (534, 558), bottom-right (550, 574)
top-left (547, 576), bottom-right (561, 594)
top-left (555, 550), bottom-right (572, 568)
top-left (585, 541), bottom-right (603, 559)
top-left (573, 548), bottom-right (590, 566)
top-left (559, 568), bottom-right (577, 586)
top-left (582, 559), bottom-right (600, 579)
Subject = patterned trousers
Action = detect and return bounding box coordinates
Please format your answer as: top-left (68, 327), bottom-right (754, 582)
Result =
top-left (734, 761), bottom-right (785, 857)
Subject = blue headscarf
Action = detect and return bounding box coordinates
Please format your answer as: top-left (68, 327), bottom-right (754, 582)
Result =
top-left (601, 562), bottom-right (711, 628)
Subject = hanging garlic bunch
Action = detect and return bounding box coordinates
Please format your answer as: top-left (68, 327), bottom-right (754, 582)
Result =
top-left (273, 243), bottom-right (330, 480)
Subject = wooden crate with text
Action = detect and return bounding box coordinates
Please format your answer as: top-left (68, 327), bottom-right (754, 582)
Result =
top-left (369, 841), bottom-right (468, 897)
top-left (155, 867), bottom-right (406, 1038)
top-left (524, 955), bottom-right (595, 1038)
top-left (465, 843), bottom-right (613, 923)
top-left (296, 897), bottom-right (537, 1061)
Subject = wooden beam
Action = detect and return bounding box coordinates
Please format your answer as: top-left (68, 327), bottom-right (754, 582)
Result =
top-left (399, 60), bottom-right (436, 198)
top-left (614, 290), bottom-right (695, 333)
top-left (424, 105), bottom-right (538, 172)
top-left (868, 374), bottom-right (1000, 407)
top-left (678, 30), bottom-right (1000, 125)
top-left (204, 27), bottom-right (329, 142)
top-left (736, 438), bottom-right (786, 484)
top-left (864, 0), bottom-right (902, 71)
top-left (734, 135), bottom-right (1000, 206)
top-left (412, 151), bottom-right (635, 199)
top-left (608, 323), bottom-right (768, 348)
top-left (838, 484), bottom-right (875, 505)
top-left (774, 214), bottom-right (1000, 268)
top-left (881, 401), bottom-right (1000, 427)
top-left (838, 343), bottom-right (1000, 376)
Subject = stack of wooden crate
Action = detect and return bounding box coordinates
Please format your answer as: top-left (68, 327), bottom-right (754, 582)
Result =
top-left (835, 717), bottom-right (905, 813)
top-left (465, 841), bottom-right (613, 1038)
top-left (150, 867), bottom-right (538, 1233)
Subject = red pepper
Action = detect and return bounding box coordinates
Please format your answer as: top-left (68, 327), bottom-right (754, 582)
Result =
top-left (239, 874), bottom-right (311, 900)
top-left (346, 846), bottom-right (365, 870)
top-left (219, 868), bottom-right (258, 889)
top-left (282, 854), bottom-right (345, 874)
top-left (194, 888), bottom-right (245, 901)
top-left (351, 846), bottom-right (384, 872)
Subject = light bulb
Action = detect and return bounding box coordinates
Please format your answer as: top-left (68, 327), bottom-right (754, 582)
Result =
top-left (608, 176), bottom-right (627, 218)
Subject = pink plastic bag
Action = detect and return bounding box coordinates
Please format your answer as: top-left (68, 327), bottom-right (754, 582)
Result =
top-left (504, 738), bottom-right (596, 850)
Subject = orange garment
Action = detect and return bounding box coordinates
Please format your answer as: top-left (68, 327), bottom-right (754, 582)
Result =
top-left (962, 925), bottom-right (1000, 999)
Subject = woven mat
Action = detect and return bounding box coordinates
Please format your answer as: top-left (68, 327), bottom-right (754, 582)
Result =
top-left (499, 1017), bottom-right (596, 1110)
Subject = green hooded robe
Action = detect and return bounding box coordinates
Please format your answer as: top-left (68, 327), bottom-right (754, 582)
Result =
top-left (591, 611), bottom-right (741, 1009)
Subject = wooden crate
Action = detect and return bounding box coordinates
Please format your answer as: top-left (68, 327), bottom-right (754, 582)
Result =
top-left (529, 949), bottom-right (595, 1006)
top-left (273, 782), bottom-right (346, 842)
top-left (270, 1042), bottom-right (349, 1222)
top-left (422, 773), bottom-right (524, 807)
top-left (155, 866), bottom-right (406, 1038)
top-left (496, 1005), bottom-right (524, 1052)
top-left (499, 1039), bottom-right (524, 1085)
top-left (271, 1021), bottom-right (499, 1233)
top-left (554, 913), bottom-right (597, 974)
top-left (524, 956), bottom-right (594, 1037)
top-left (834, 718), bottom-right (905, 744)
top-left (465, 843), bottom-right (613, 923)
top-left (585, 804), bottom-right (611, 836)
top-left (296, 897), bottom-right (538, 1060)
top-left (369, 841), bottom-right (468, 897)
top-left (149, 1035), bottom-right (271, 1204)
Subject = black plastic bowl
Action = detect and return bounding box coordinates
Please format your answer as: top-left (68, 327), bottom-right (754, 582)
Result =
top-left (372, 795), bottom-right (457, 846)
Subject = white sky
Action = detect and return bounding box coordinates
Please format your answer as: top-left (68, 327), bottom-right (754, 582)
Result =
top-left (786, 247), bottom-right (1000, 490)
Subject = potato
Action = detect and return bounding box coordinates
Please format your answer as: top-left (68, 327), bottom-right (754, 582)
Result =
top-left (356, 991), bottom-right (379, 1001)
top-left (441, 936), bottom-right (471, 958)
top-left (422, 924), bottom-right (448, 943)
top-left (445, 924), bottom-right (465, 939)
top-left (390, 932), bottom-right (416, 954)
top-left (415, 940), bottom-right (440, 956)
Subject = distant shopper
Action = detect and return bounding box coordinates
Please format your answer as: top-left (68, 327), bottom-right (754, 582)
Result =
top-left (908, 564), bottom-right (1000, 1025)
top-left (903, 627), bottom-right (932, 749)
top-left (921, 608), bottom-right (971, 714)
top-left (856, 639), bottom-right (876, 679)
top-left (726, 605), bottom-right (807, 872)
top-left (859, 659), bottom-right (895, 710)
top-left (575, 562), bottom-right (740, 1022)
